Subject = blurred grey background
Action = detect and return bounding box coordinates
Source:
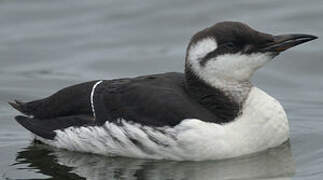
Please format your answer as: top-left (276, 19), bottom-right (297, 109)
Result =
top-left (0, 0), bottom-right (322, 179)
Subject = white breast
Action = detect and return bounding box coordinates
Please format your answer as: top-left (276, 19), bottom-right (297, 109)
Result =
top-left (174, 87), bottom-right (289, 160)
top-left (35, 87), bottom-right (289, 161)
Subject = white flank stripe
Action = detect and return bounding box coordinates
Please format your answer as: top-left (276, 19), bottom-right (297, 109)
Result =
top-left (90, 80), bottom-right (103, 119)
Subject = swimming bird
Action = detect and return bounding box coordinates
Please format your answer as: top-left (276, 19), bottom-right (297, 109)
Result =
top-left (9, 21), bottom-right (317, 161)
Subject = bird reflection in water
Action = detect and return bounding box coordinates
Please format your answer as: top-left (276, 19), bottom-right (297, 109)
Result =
top-left (13, 140), bottom-right (295, 180)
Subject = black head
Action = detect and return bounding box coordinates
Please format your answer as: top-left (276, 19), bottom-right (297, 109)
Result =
top-left (185, 21), bottom-right (317, 82)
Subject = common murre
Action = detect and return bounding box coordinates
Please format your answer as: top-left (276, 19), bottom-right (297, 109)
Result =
top-left (9, 21), bottom-right (317, 161)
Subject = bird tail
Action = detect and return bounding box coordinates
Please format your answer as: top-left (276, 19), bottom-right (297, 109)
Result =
top-left (8, 100), bottom-right (33, 116)
top-left (15, 115), bottom-right (95, 140)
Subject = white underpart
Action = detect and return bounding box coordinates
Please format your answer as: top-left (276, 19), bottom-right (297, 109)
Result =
top-left (187, 38), bottom-right (273, 89)
top-left (35, 87), bottom-right (289, 161)
top-left (90, 80), bottom-right (103, 119)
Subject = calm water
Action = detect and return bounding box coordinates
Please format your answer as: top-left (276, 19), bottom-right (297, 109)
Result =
top-left (0, 0), bottom-right (322, 179)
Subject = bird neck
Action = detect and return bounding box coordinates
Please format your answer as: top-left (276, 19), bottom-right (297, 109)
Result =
top-left (184, 67), bottom-right (252, 123)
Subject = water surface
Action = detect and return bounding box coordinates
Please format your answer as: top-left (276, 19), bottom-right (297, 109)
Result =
top-left (1, 0), bottom-right (322, 179)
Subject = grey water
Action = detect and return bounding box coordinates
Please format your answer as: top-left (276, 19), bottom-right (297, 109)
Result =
top-left (0, 0), bottom-right (322, 179)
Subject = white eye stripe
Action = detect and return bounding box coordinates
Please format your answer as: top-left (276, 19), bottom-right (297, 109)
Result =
top-left (188, 38), bottom-right (218, 62)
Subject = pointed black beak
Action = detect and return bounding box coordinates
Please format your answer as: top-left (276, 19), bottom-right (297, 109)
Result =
top-left (261, 34), bottom-right (318, 53)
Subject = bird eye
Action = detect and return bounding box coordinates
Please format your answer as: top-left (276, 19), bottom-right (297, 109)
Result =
top-left (224, 42), bottom-right (236, 49)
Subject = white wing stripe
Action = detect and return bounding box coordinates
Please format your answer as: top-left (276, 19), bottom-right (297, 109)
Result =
top-left (90, 80), bottom-right (103, 119)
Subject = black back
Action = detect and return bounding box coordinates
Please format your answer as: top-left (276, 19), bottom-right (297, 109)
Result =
top-left (94, 72), bottom-right (223, 126)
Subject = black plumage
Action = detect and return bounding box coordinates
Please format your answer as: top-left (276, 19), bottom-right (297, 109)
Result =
top-left (11, 72), bottom-right (240, 138)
